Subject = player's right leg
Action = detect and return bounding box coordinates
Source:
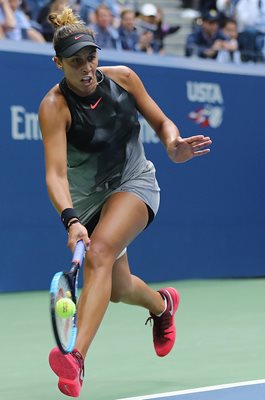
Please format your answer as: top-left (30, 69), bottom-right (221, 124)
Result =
top-left (49, 192), bottom-right (151, 397)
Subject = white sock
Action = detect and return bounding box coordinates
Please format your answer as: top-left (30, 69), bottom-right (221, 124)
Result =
top-left (155, 297), bottom-right (167, 317)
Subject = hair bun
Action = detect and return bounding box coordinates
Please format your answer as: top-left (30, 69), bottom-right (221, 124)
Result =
top-left (48, 7), bottom-right (82, 28)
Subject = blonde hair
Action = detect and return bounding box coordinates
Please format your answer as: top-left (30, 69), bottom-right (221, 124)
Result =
top-left (48, 7), bottom-right (95, 51)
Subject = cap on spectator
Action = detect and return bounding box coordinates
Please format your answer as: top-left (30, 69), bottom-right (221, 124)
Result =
top-left (140, 3), bottom-right (157, 17)
top-left (202, 9), bottom-right (219, 22)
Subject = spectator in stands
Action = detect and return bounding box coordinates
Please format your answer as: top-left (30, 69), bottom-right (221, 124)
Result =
top-left (185, 9), bottom-right (228, 58)
top-left (215, 0), bottom-right (265, 61)
top-left (154, 6), bottom-right (181, 54)
top-left (234, 0), bottom-right (265, 62)
top-left (216, 0), bottom-right (265, 29)
top-left (89, 4), bottom-right (122, 50)
top-left (136, 3), bottom-right (159, 53)
top-left (80, 0), bottom-right (120, 25)
top-left (216, 0), bottom-right (239, 18)
top-left (136, 3), bottom-right (181, 54)
top-left (37, 0), bottom-right (68, 42)
top-left (0, 0), bottom-right (45, 41)
top-left (137, 3), bottom-right (157, 30)
top-left (118, 8), bottom-right (140, 51)
top-left (23, 0), bottom-right (48, 21)
top-left (216, 17), bottom-right (241, 62)
top-left (0, 0), bottom-right (16, 37)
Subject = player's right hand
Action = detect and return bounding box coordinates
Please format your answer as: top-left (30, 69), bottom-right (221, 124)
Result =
top-left (67, 222), bottom-right (90, 253)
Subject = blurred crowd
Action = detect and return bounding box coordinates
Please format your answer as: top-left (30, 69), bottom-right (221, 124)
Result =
top-left (0, 0), bottom-right (180, 55)
top-left (0, 0), bottom-right (264, 63)
top-left (183, 0), bottom-right (265, 63)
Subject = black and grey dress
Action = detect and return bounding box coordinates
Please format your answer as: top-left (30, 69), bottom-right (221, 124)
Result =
top-left (59, 69), bottom-right (160, 233)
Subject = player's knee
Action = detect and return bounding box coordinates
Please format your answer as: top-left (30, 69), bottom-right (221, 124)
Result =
top-left (86, 241), bottom-right (115, 271)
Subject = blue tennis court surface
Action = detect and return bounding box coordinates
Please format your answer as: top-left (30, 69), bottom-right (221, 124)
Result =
top-left (118, 380), bottom-right (265, 400)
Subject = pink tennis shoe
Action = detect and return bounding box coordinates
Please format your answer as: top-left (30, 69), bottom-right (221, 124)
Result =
top-left (146, 287), bottom-right (180, 357)
top-left (49, 347), bottom-right (84, 397)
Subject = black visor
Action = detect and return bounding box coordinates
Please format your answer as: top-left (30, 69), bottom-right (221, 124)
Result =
top-left (55, 33), bottom-right (101, 58)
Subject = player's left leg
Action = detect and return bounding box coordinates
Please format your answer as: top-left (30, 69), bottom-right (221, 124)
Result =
top-left (110, 239), bottom-right (180, 358)
top-left (110, 252), bottom-right (164, 314)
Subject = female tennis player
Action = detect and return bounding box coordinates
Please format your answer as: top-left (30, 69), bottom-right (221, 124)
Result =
top-left (39, 7), bottom-right (212, 397)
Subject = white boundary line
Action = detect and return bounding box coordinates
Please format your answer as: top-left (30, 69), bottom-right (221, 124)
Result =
top-left (117, 379), bottom-right (265, 400)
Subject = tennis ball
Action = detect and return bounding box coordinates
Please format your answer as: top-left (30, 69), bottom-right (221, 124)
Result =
top-left (56, 298), bottom-right (76, 318)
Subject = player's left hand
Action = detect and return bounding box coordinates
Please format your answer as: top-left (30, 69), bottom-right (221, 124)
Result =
top-left (167, 135), bottom-right (212, 163)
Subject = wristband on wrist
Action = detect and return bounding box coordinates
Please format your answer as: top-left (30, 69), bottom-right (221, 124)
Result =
top-left (61, 208), bottom-right (79, 230)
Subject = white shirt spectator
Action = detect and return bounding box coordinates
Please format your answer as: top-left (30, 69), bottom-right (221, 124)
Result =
top-left (0, 5), bottom-right (30, 39)
top-left (217, 0), bottom-right (265, 32)
top-left (0, 0), bottom-right (45, 41)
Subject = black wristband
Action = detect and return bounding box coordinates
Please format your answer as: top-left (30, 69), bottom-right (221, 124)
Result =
top-left (61, 208), bottom-right (79, 230)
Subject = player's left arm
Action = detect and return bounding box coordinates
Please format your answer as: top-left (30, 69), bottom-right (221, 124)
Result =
top-left (120, 66), bottom-right (212, 163)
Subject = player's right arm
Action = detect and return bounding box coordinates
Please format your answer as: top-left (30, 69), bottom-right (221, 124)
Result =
top-left (39, 88), bottom-right (90, 250)
top-left (39, 87), bottom-right (73, 214)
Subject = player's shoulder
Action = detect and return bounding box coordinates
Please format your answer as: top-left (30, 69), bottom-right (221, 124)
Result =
top-left (100, 65), bottom-right (133, 78)
top-left (39, 84), bottom-right (65, 115)
top-left (100, 65), bottom-right (140, 92)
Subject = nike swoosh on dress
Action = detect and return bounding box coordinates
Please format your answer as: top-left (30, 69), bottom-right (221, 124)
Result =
top-left (90, 97), bottom-right (102, 109)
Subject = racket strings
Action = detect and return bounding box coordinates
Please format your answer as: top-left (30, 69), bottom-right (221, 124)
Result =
top-left (53, 274), bottom-right (76, 352)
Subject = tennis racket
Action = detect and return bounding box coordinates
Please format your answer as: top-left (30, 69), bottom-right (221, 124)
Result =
top-left (50, 240), bottom-right (85, 354)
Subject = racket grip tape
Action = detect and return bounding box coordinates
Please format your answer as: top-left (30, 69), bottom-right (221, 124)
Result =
top-left (72, 240), bottom-right (85, 264)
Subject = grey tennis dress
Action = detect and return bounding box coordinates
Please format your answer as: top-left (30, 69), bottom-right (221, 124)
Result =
top-left (59, 70), bottom-right (160, 229)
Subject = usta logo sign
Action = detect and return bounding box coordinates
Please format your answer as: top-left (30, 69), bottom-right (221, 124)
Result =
top-left (186, 81), bottom-right (224, 128)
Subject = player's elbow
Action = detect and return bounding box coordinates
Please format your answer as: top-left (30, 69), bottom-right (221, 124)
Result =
top-left (46, 170), bottom-right (67, 192)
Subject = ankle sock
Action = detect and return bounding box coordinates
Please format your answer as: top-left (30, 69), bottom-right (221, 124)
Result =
top-left (155, 297), bottom-right (167, 317)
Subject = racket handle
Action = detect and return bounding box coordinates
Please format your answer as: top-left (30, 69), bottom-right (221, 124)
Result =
top-left (72, 240), bottom-right (85, 264)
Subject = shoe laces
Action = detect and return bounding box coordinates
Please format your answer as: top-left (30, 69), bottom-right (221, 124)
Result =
top-left (145, 311), bottom-right (172, 338)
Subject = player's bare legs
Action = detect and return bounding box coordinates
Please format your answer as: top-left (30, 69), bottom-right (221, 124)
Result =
top-left (111, 239), bottom-right (180, 358)
top-left (111, 252), bottom-right (164, 312)
top-left (75, 192), bottom-right (165, 358)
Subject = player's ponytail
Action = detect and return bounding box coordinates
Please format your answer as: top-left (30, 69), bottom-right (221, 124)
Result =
top-left (48, 7), bottom-right (81, 29)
